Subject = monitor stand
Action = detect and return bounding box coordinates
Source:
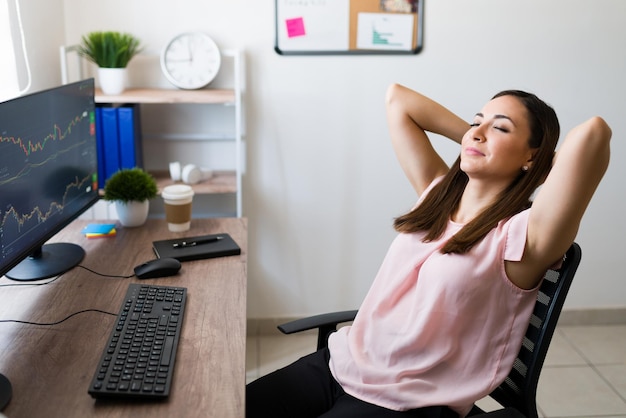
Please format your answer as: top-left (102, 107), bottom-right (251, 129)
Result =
top-left (0, 373), bottom-right (10, 411)
top-left (5, 243), bottom-right (85, 281)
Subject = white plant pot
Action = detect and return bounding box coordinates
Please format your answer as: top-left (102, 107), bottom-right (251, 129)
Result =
top-left (115, 200), bottom-right (149, 227)
top-left (98, 67), bottom-right (127, 95)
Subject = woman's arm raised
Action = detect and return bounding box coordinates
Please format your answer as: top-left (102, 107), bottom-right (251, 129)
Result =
top-left (385, 84), bottom-right (469, 196)
top-left (527, 116), bottom-right (612, 269)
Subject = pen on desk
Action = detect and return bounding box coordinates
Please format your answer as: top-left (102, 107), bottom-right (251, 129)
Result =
top-left (172, 236), bottom-right (223, 249)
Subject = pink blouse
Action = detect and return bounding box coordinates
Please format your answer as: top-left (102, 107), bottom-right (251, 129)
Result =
top-left (328, 203), bottom-right (539, 417)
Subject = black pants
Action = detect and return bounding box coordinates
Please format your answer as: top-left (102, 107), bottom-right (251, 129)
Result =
top-left (246, 348), bottom-right (457, 418)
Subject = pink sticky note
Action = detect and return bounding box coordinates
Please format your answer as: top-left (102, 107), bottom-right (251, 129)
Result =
top-left (286, 17), bottom-right (306, 38)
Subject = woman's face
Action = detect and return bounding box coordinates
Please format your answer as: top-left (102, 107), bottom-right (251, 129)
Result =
top-left (460, 95), bottom-right (535, 185)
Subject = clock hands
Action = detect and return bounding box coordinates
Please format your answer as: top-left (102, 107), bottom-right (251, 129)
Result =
top-left (161, 32), bottom-right (221, 89)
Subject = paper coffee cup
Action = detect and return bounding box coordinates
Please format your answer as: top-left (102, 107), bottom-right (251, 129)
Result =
top-left (161, 184), bottom-right (194, 232)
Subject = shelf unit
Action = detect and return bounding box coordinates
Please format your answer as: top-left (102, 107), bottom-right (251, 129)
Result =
top-left (61, 47), bottom-right (245, 218)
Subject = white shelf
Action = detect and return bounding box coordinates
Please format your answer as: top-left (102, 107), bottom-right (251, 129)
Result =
top-left (152, 170), bottom-right (236, 195)
top-left (62, 47), bottom-right (246, 218)
top-left (94, 88), bottom-right (236, 105)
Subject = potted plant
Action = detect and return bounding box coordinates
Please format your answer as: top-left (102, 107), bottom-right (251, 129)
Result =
top-left (103, 168), bottom-right (158, 227)
top-left (77, 31), bottom-right (143, 95)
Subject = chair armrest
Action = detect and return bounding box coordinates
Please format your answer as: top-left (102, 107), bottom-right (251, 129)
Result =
top-left (278, 310), bottom-right (358, 350)
top-left (278, 310), bottom-right (358, 334)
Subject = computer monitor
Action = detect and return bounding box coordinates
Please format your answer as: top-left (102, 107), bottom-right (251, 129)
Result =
top-left (0, 78), bottom-right (99, 409)
top-left (0, 78), bottom-right (99, 281)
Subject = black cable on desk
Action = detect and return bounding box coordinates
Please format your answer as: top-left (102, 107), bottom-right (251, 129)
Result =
top-left (76, 264), bottom-right (135, 279)
top-left (0, 266), bottom-right (128, 324)
top-left (0, 274), bottom-right (62, 287)
top-left (0, 265), bottom-right (134, 288)
top-left (0, 309), bottom-right (117, 326)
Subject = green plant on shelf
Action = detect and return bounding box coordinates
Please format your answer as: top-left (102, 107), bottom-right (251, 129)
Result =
top-left (77, 31), bottom-right (142, 68)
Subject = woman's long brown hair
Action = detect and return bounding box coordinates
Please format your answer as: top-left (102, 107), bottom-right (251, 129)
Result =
top-left (393, 90), bottom-right (560, 254)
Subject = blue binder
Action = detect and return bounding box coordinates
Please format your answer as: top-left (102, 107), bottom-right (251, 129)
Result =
top-left (100, 106), bottom-right (120, 182)
top-left (117, 105), bottom-right (143, 169)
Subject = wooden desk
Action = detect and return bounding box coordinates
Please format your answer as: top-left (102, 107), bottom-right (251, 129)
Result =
top-left (0, 218), bottom-right (247, 417)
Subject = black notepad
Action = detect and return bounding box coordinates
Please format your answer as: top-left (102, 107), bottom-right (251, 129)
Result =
top-left (152, 233), bottom-right (241, 262)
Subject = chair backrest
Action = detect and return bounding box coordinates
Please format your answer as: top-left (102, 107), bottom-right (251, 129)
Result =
top-left (487, 242), bottom-right (581, 418)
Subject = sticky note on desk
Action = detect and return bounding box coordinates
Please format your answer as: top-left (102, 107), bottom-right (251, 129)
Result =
top-left (82, 223), bottom-right (116, 234)
top-left (82, 223), bottom-right (116, 238)
top-left (86, 229), bottom-right (117, 239)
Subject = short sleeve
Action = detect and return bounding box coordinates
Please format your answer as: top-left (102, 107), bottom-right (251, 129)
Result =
top-left (504, 209), bottom-right (530, 262)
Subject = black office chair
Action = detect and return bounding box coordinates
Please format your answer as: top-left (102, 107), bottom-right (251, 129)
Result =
top-left (278, 242), bottom-right (582, 418)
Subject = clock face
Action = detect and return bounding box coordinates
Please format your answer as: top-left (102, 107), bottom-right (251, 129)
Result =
top-left (161, 32), bottom-right (221, 90)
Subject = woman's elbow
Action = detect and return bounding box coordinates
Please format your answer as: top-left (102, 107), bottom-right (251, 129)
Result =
top-left (588, 116), bottom-right (611, 163)
top-left (385, 83), bottom-right (405, 107)
top-left (575, 116), bottom-right (612, 161)
top-left (588, 116), bottom-right (612, 141)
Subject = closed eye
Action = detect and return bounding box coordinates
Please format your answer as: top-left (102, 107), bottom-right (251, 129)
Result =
top-left (473, 112), bottom-right (515, 133)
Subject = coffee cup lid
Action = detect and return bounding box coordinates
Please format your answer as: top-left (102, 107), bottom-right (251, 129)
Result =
top-left (162, 184), bottom-right (194, 200)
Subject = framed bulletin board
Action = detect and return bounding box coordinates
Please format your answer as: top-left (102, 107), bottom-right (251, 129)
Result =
top-left (275, 0), bottom-right (424, 55)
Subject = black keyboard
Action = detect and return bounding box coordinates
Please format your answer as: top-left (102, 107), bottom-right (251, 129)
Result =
top-left (88, 283), bottom-right (187, 399)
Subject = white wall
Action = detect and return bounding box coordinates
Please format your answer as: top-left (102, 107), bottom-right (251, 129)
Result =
top-left (23, 0), bottom-right (626, 317)
top-left (8, 0), bottom-right (64, 94)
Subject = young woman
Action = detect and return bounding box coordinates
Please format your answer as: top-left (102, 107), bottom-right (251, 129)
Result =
top-left (246, 84), bottom-right (611, 418)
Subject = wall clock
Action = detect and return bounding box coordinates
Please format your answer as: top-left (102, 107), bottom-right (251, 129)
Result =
top-left (160, 31), bottom-right (221, 90)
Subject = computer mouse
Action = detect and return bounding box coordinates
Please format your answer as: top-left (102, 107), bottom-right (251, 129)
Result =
top-left (134, 258), bottom-right (182, 279)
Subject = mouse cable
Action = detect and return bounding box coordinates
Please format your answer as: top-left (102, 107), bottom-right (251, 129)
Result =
top-left (76, 265), bottom-right (135, 279)
top-left (0, 265), bottom-right (133, 287)
top-left (0, 273), bottom-right (64, 287)
top-left (0, 309), bottom-right (117, 326)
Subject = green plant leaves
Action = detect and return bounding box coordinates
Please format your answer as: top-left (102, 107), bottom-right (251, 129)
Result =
top-left (78, 31), bottom-right (142, 68)
top-left (103, 168), bottom-right (158, 202)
